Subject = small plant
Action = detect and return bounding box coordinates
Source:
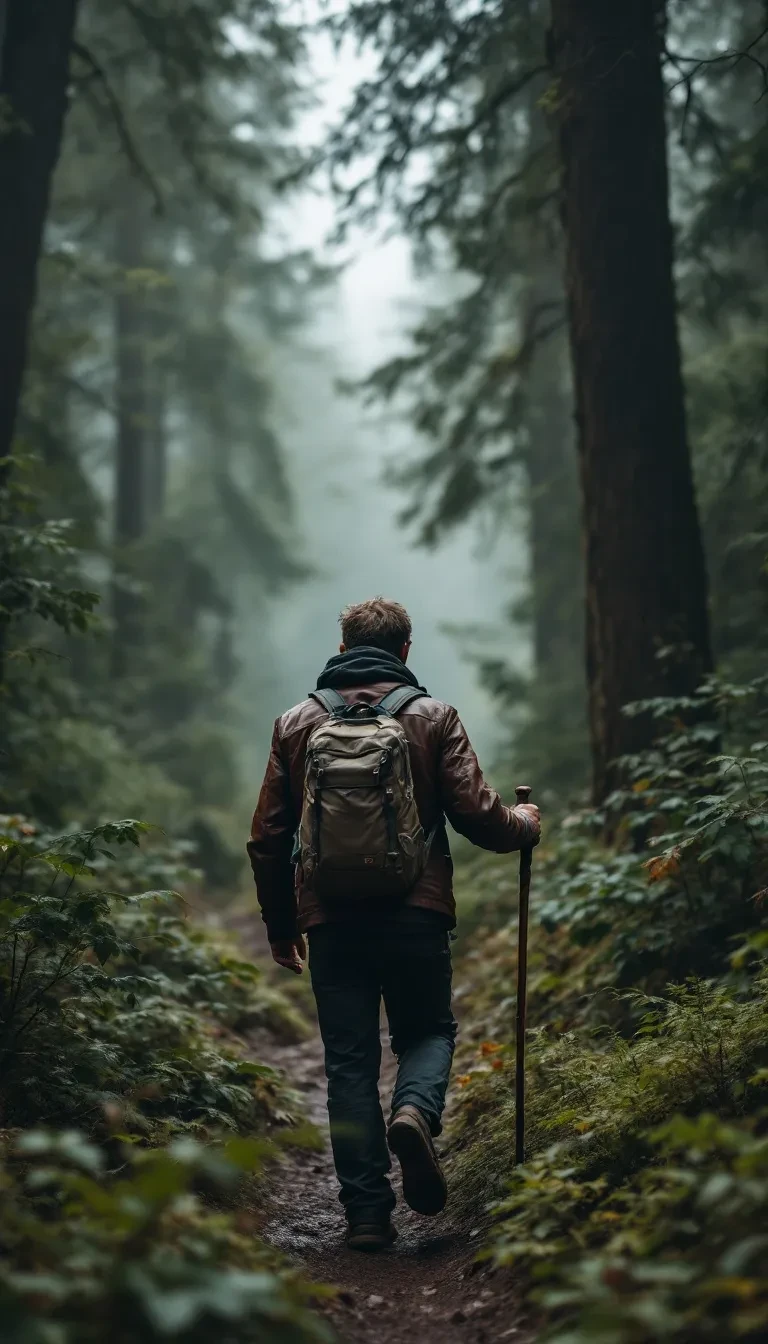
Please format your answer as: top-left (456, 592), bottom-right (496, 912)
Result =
top-left (0, 816), bottom-right (299, 1135)
top-left (543, 1117), bottom-right (768, 1343)
top-left (448, 676), bottom-right (768, 1342)
top-left (0, 1128), bottom-right (333, 1344)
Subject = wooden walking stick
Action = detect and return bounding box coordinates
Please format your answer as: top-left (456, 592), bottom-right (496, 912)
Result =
top-left (514, 785), bottom-right (534, 1166)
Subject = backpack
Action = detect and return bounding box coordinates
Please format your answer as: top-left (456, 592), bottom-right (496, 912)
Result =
top-left (298, 686), bottom-right (434, 903)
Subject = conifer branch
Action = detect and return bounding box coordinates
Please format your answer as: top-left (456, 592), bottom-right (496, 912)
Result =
top-left (71, 41), bottom-right (165, 213)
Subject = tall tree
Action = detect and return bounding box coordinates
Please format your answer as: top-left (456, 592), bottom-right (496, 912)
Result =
top-left (549, 0), bottom-right (713, 800)
top-left (111, 185), bottom-right (150, 676)
top-left (0, 0), bottom-right (79, 462)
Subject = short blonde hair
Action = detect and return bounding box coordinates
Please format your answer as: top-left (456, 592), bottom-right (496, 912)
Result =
top-left (339, 597), bottom-right (412, 655)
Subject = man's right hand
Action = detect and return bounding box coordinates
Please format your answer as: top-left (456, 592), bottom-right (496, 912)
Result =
top-left (270, 935), bottom-right (307, 974)
top-left (514, 802), bottom-right (541, 846)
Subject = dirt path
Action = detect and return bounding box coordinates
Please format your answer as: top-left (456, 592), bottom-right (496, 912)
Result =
top-left (234, 932), bottom-right (534, 1344)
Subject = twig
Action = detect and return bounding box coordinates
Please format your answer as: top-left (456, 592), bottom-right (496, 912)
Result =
top-left (665, 26), bottom-right (768, 106)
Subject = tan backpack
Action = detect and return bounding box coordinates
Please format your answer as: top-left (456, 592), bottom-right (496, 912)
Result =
top-left (298, 687), bottom-right (434, 903)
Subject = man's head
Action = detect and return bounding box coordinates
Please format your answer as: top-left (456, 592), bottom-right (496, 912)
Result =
top-left (339, 597), bottom-right (412, 661)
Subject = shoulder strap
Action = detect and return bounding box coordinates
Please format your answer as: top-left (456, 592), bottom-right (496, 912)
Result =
top-left (377, 686), bottom-right (426, 717)
top-left (309, 688), bottom-right (348, 716)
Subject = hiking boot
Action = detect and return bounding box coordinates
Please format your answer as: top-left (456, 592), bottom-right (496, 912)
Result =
top-left (345, 1219), bottom-right (398, 1252)
top-left (387, 1104), bottom-right (448, 1216)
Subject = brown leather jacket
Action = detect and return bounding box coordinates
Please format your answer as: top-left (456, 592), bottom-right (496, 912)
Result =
top-left (247, 681), bottom-right (534, 942)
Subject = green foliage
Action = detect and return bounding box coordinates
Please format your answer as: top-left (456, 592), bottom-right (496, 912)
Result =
top-left (451, 971), bottom-right (768, 1210)
top-left (0, 460), bottom-right (98, 642)
top-left (531, 674), bottom-right (768, 993)
top-left (0, 816), bottom-right (300, 1135)
top-left (449, 669), bottom-right (768, 1343)
top-left (0, 1129), bottom-right (332, 1344)
top-left (544, 1116), bottom-right (768, 1343)
top-left (0, 507), bottom-right (322, 1335)
top-left (450, 969), bottom-right (768, 1340)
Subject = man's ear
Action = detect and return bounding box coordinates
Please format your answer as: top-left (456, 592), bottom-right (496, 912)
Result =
top-left (339, 643), bottom-right (346, 654)
top-left (400, 641), bottom-right (411, 663)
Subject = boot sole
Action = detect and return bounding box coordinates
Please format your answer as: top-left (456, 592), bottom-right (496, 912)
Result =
top-left (346, 1227), bottom-right (397, 1252)
top-left (388, 1119), bottom-right (448, 1216)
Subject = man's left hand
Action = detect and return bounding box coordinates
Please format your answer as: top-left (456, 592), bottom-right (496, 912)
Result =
top-left (270, 935), bottom-right (307, 974)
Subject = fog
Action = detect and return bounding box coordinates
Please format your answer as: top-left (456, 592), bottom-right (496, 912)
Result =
top-left (239, 35), bottom-right (529, 788)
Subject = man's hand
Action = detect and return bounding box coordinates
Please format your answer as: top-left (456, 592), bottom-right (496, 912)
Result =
top-left (514, 802), bottom-right (541, 846)
top-left (270, 935), bottom-right (307, 974)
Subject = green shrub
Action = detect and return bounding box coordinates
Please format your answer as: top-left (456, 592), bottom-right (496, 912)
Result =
top-left (449, 971), bottom-right (768, 1215)
top-left (543, 1116), bottom-right (768, 1343)
top-left (0, 816), bottom-right (300, 1136)
top-left (447, 677), bottom-right (768, 1342)
top-left (0, 1129), bottom-right (332, 1344)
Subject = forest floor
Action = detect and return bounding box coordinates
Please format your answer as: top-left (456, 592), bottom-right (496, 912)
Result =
top-left (228, 914), bottom-right (534, 1344)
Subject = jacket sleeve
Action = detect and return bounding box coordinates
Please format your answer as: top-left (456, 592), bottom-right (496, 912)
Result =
top-left (437, 706), bottom-right (535, 852)
top-left (247, 719), bottom-right (298, 943)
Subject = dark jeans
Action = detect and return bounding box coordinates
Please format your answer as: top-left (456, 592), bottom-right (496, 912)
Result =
top-left (308, 911), bottom-right (457, 1222)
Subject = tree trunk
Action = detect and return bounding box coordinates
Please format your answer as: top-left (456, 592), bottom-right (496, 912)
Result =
top-left (0, 0), bottom-right (79, 462)
top-left (146, 366), bottom-right (168, 522)
top-left (111, 187), bottom-right (149, 677)
top-left (522, 283), bottom-right (587, 793)
top-left (549, 0), bottom-right (713, 802)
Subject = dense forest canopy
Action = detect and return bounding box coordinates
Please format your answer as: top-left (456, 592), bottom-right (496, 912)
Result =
top-left (1, 1), bottom-right (767, 1341)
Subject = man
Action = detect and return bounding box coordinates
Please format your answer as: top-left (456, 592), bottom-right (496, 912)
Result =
top-left (248, 597), bottom-right (540, 1251)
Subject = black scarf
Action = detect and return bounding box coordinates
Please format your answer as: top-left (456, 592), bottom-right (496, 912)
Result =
top-left (315, 644), bottom-right (428, 694)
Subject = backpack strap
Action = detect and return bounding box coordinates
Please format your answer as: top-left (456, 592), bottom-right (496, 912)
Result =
top-left (376, 686), bottom-right (426, 717)
top-left (309, 688), bottom-right (348, 717)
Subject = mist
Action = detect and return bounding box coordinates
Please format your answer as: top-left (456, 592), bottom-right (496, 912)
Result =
top-left (242, 234), bottom-right (527, 784)
top-left (235, 31), bottom-right (529, 789)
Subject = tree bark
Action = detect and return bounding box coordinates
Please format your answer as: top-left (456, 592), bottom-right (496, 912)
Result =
top-left (0, 0), bottom-right (79, 462)
top-left (549, 0), bottom-right (713, 802)
top-left (146, 366), bottom-right (167, 522)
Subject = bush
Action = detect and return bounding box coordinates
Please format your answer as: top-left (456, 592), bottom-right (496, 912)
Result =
top-left (0, 816), bottom-right (300, 1136)
top-left (543, 1116), bottom-right (768, 1343)
top-left (0, 1129), bottom-right (332, 1344)
top-left (446, 675), bottom-right (768, 1342)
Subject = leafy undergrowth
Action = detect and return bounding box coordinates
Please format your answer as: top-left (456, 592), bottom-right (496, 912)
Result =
top-left (0, 815), bottom-right (328, 1343)
top-left (0, 1130), bottom-right (332, 1344)
top-left (447, 676), bottom-right (768, 1342)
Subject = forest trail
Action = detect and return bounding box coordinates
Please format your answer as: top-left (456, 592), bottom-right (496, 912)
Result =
top-left (251, 1019), bottom-right (530, 1344)
top-left (229, 918), bottom-right (532, 1344)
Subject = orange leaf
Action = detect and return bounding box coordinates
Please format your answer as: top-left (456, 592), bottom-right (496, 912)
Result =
top-left (456, 1074), bottom-right (473, 1089)
top-left (480, 1041), bottom-right (504, 1056)
top-left (491, 1057), bottom-right (504, 1071)
top-left (644, 847), bottom-right (681, 883)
